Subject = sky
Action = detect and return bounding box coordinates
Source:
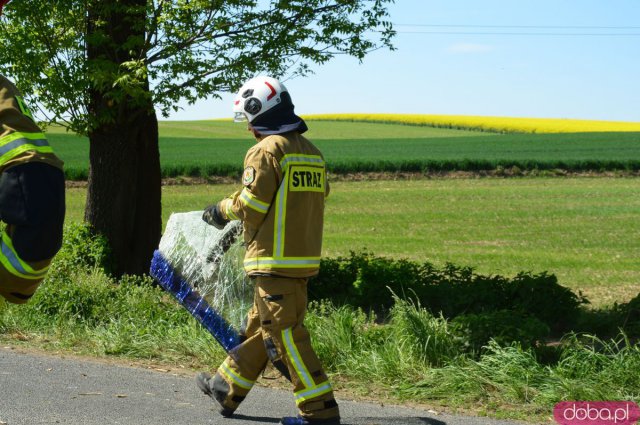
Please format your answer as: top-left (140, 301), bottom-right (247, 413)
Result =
top-left (163, 0), bottom-right (640, 122)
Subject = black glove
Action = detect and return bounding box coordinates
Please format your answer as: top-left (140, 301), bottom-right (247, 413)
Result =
top-left (202, 204), bottom-right (229, 230)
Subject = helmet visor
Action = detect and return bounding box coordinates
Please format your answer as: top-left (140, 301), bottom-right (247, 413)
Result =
top-left (233, 112), bottom-right (248, 123)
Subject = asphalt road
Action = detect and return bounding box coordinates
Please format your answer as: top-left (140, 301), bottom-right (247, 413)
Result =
top-left (0, 347), bottom-right (524, 425)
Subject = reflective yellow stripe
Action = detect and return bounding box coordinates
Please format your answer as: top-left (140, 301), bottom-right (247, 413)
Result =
top-left (274, 171), bottom-right (289, 257)
top-left (0, 232), bottom-right (49, 280)
top-left (294, 382), bottom-right (333, 405)
top-left (243, 257), bottom-right (321, 271)
top-left (282, 327), bottom-right (314, 389)
top-left (278, 333), bottom-right (334, 412)
top-left (274, 154), bottom-right (325, 257)
top-left (218, 361), bottom-right (254, 390)
top-left (279, 154), bottom-right (325, 171)
top-left (223, 200), bottom-right (240, 221)
top-left (0, 131), bottom-right (47, 147)
top-left (239, 188), bottom-right (270, 214)
top-left (0, 131), bottom-right (53, 166)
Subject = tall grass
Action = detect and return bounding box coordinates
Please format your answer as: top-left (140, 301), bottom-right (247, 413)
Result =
top-left (305, 297), bottom-right (640, 420)
top-left (306, 297), bottom-right (461, 382)
top-left (307, 298), bottom-right (640, 421)
top-left (405, 335), bottom-right (640, 408)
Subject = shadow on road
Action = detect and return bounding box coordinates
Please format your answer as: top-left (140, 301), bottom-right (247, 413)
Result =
top-left (342, 418), bottom-right (446, 425)
top-left (230, 414), bottom-right (281, 423)
top-left (227, 415), bottom-right (445, 425)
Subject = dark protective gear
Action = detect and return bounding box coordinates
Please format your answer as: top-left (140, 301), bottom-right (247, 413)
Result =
top-left (202, 204), bottom-right (229, 230)
top-left (0, 75), bottom-right (65, 304)
top-left (250, 91), bottom-right (308, 135)
top-left (0, 162), bottom-right (65, 261)
top-left (196, 372), bottom-right (235, 417)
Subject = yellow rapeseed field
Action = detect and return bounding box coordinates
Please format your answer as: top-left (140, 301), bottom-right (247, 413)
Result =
top-left (303, 113), bottom-right (640, 133)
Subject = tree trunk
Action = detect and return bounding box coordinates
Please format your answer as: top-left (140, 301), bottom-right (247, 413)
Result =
top-left (85, 0), bottom-right (161, 276)
top-left (85, 112), bottom-right (161, 276)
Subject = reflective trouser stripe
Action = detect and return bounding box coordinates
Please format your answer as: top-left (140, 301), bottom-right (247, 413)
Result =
top-left (219, 361), bottom-right (255, 390)
top-left (282, 328), bottom-right (314, 389)
top-left (294, 382), bottom-right (333, 405)
top-left (0, 232), bottom-right (49, 280)
top-left (0, 132), bottom-right (53, 166)
top-left (243, 257), bottom-right (320, 271)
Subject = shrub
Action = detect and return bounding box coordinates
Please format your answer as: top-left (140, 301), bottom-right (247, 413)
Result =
top-left (577, 292), bottom-right (640, 339)
top-left (314, 251), bottom-right (587, 338)
top-left (451, 310), bottom-right (550, 352)
top-left (49, 222), bottom-right (113, 277)
top-left (64, 167), bottom-right (88, 181)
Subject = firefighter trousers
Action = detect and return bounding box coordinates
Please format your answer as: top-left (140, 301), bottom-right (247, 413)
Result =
top-left (214, 275), bottom-right (340, 421)
top-left (0, 162), bottom-right (65, 304)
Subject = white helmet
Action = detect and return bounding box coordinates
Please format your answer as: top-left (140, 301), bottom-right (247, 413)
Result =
top-left (232, 76), bottom-right (288, 123)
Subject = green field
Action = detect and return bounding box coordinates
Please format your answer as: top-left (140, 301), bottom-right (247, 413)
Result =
top-left (65, 177), bottom-right (640, 307)
top-left (47, 121), bottom-right (640, 179)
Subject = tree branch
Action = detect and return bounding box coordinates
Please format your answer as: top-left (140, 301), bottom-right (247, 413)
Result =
top-left (146, 3), bottom-right (344, 65)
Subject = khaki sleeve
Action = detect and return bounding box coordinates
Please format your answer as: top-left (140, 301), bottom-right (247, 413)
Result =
top-left (0, 75), bottom-right (42, 136)
top-left (218, 146), bottom-right (280, 226)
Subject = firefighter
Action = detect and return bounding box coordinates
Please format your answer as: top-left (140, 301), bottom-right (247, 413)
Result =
top-left (198, 76), bottom-right (340, 425)
top-left (0, 71), bottom-right (65, 303)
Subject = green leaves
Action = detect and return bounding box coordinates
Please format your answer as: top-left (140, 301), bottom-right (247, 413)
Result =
top-left (0, 0), bottom-right (88, 132)
top-left (0, 0), bottom-right (395, 129)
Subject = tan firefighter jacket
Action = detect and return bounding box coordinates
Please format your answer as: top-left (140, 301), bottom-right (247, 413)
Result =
top-left (0, 76), bottom-right (63, 298)
top-left (218, 131), bottom-right (329, 278)
top-left (0, 75), bottom-right (63, 173)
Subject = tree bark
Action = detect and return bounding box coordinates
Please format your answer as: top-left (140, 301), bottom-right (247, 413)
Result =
top-left (85, 0), bottom-right (161, 276)
top-left (85, 111), bottom-right (161, 276)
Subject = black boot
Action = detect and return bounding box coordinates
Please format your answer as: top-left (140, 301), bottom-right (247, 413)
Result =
top-left (195, 372), bottom-right (235, 417)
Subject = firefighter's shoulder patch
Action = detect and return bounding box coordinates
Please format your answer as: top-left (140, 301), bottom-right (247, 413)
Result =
top-left (242, 166), bottom-right (256, 186)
